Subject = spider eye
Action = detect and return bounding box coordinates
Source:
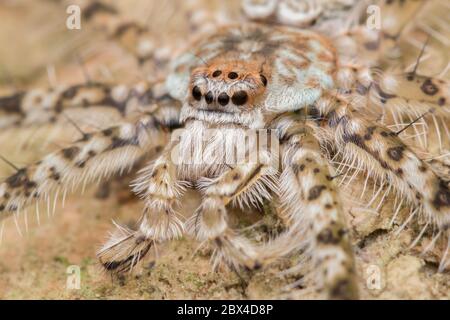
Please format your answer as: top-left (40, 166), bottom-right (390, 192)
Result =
top-left (228, 72), bottom-right (238, 79)
top-left (212, 70), bottom-right (222, 77)
top-left (205, 91), bottom-right (214, 104)
top-left (218, 92), bottom-right (229, 106)
top-left (260, 74), bottom-right (268, 86)
top-left (192, 86), bottom-right (202, 101)
top-left (231, 91), bottom-right (248, 106)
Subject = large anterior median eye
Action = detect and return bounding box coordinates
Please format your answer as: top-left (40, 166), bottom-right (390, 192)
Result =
top-left (231, 91), bottom-right (248, 105)
top-left (218, 92), bottom-right (229, 106)
top-left (205, 91), bottom-right (214, 104)
top-left (192, 86), bottom-right (202, 101)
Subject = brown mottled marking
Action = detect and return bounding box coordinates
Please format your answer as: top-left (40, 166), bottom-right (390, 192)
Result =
top-left (108, 136), bottom-right (139, 150)
top-left (421, 79), bottom-right (439, 96)
top-left (363, 126), bottom-right (376, 141)
top-left (102, 128), bottom-right (113, 136)
top-left (317, 228), bottom-right (342, 245)
top-left (51, 172), bottom-right (61, 181)
top-left (308, 185), bottom-right (327, 201)
top-left (151, 168), bottom-right (159, 178)
top-left (364, 40), bottom-right (380, 51)
top-left (387, 146), bottom-right (404, 161)
top-left (61, 86), bottom-right (77, 99)
top-left (76, 160), bottom-right (86, 168)
top-left (113, 22), bottom-right (145, 38)
top-left (83, 1), bottom-right (118, 20)
top-left (62, 147), bottom-right (80, 160)
top-left (292, 163), bottom-right (306, 174)
top-left (5, 169), bottom-right (28, 188)
top-left (0, 92), bottom-right (24, 114)
top-left (432, 180), bottom-right (450, 210)
top-left (330, 279), bottom-right (355, 300)
top-left (25, 181), bottom-right (37, 189)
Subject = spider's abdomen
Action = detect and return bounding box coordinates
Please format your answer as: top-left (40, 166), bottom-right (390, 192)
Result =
top-left (168, 24), bottom-right (337, 113)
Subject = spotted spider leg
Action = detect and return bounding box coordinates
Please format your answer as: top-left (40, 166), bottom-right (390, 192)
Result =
top-left (0, 110), bottom-right (172, 222)
top-left (251, 112), bottom-right (358, 299)
top-left (313, 96), bottom-right (450, 270)
top-left (98, 136), bottom-right (277, 272)
top-left (97, 143), bottom-right (186, 272)
top-left (331, 0), bottom-right (450, 149)
top-left (322, 0), bottom-right (450, 182)
top-left (188, 149), bottom-right (278, 271)
top-left (334, 60), bottom-right (450, 153)
top-left (282, 130), bottom-right (358, 299)
top-left (0, 80), bottom-right (180, 130)
top-left (0, 79), bottom-right (182, 197)
top-left (366, 72), bottom-right (449, 154)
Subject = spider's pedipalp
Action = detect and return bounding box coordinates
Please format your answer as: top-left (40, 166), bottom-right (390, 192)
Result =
top-left (99, 145), bottom-right (187, 273)
top-left (187, 197), bottom-right (261, 271)
top-left (187, 151), bottom-right (277, 270)
top-left (97, 223), bottom-right (154, 274)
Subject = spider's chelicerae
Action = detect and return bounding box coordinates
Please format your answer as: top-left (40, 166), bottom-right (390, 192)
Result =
top-left (0, 0), bottom-right (449, 299)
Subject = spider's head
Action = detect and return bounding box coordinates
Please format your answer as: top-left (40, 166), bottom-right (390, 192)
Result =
top-left (169, 24), bottom-right (337, 128)
top-left (181, 58), bottom-right (269, 128)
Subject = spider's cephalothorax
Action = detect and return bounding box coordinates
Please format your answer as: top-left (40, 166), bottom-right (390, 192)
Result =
top-left (170, 24), bottom-right (336, 119)
top-left (1, 0), bottom-right (449, 300)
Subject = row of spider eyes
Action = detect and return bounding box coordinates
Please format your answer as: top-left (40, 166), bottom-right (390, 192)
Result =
top-left (211, 70), bottom-right (268, 87)
top-left (192, 85), bottom-right (248, 106)
top-left (191, 70), bottom-right (268, 106)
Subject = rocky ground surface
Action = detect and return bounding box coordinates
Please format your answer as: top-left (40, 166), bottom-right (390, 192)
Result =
top-left (0, 179), bottom-right (449, 299)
